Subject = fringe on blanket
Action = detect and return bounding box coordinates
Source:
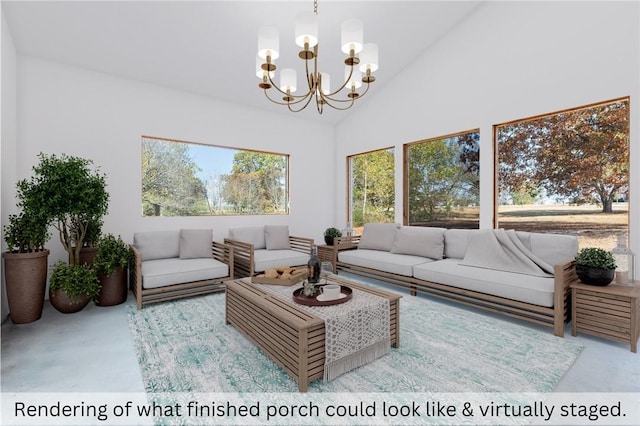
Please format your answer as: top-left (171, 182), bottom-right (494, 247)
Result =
top-left (324, 337), bottom-right (391, 382)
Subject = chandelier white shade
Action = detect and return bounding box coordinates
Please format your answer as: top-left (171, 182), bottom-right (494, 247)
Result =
top-left (256, 0), bottom-right (378, 114)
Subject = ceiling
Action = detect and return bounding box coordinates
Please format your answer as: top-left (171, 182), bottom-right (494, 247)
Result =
top-left (2, 1), bottom-right (483, 125)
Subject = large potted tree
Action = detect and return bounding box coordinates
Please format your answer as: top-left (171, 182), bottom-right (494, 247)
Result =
top-left (19, 153), bottom-right (109, 313)
top-left (2, 212), bottom-right (51, 323)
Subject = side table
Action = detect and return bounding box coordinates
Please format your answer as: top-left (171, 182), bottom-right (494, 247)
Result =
top-left (571, 281), bottom-right (640, 353)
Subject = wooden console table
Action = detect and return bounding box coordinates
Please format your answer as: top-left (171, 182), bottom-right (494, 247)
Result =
top-left (225, 276), bottom-right (400, 391)
top-left (571, 281), bottom-right (639, 353)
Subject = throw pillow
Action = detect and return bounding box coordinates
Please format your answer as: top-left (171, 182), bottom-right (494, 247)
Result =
top-left (228, 226), bottom-right (266, 249)
top-left (179, 229), bottom-right (213, 259)
top-left (390, 227), bottom-right (445, 259)
top-left (265, 225), bottom-right (291, 250)
top-left (357, 223), bottom-right (401, 251)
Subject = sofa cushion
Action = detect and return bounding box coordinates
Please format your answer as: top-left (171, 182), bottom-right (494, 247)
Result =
top-left (528, 232), bottom-right (578, 267)
top-left (413, 258), bottom-right (555, 307)
top-left (339, 249), bottom-right (435, 277)
top-left (390, 226), bottom-right (446, 259)
top-left (141, 258), bottom-right (228, 289)
top-left (134, 230), bottom-right (180, 261)
top-left (265, 225), bottom-right (291, 250)
top-left (358, 223), bottom-right (401, 251)
top-left (253, 249), bottom-right (309, 273)
top-left (179, 229), bottom-right (212, 259)
top-left (443, 229), bottom-right (477, 259)
top-left (228, 226), bottom-right (266, 249)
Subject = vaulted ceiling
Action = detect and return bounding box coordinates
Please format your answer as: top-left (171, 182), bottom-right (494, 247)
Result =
top-left (3, 1), bottom-right (483, 124)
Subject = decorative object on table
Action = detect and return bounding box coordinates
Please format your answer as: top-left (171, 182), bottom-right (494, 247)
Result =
top-left (320, 261), bottom-right (333, 284)
top-left (323, 227), bottom-right (342, 246)
top-left (251, 266), bottom-right (307, 285)
top-left (48, 261), bottom-right (101, 313)
top-left (611, 236), bottom-right (635, 285)
top-left (301, 280), bottom-right (318, 297)
top-left (94, 233), bottom-right (132, 306)
top-left (575, 247), bottom-right (616, 286)
top-left (293, 285), bottom-right (353, 306)
top-left (342, 222), bottom-right (353, 237)
top-left (307, 245), bottom-right (321, 283)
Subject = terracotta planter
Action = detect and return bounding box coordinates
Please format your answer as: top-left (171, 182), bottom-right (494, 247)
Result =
top-left (2, 250), bottom-right (50, 324)
top-left (49, 287), bottom-right (91, 314)
top-left (97, 266), bottom-right (128, 306)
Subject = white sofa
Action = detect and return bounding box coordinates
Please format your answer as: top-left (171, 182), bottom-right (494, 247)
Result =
top-left (330, 223), bottom-right (579, 336)
top-left (224, 225), bottom-right (313, 277)
top-left (130, 229), bottom-right (234, 309)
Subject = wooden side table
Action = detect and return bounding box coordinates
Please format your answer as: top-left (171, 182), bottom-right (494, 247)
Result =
top-left (571, 281), bottom-right (640, 353)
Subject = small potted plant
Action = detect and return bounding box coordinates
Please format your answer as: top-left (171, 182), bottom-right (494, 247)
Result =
top-left (575, 247), bottom-right (616, 286)
top-left (49, 261), bottom-right (101, 313)
top-left (324, 227), bottom-right (342, 246)
top-left (93, 233), bottom-right (132, 306)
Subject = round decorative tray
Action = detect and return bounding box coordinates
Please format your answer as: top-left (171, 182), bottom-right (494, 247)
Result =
top-left (292, 285), bottom-right (353, 306)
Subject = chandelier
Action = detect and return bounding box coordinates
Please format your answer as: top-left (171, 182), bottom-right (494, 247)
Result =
top-left (256, 0), bottom-right (379, 114)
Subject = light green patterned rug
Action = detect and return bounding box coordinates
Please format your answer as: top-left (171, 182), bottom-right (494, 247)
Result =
top-left (127, 281), bottom-right (583, 394)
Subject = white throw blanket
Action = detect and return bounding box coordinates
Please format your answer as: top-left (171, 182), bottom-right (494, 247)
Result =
top-left (254, 280), bottom-right (390, 382)
top-left (460, 229), bottom-right (554, 277)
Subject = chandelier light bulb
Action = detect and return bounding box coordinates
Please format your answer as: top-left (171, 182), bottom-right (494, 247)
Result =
top-left (280, 68), bottom-right (297, 93)
top-left (341, 19), bottom-right (363, 54)
top-left (295, 11), bottom-right (319, 48)
top-left (359, 43), bottom-right (379, 73)
top-left (320, 72), bottom-right (331, 95)
top-left (258, 27), bottom-right (280, 61)
top-left (345, 67), bottom-right (362, 89)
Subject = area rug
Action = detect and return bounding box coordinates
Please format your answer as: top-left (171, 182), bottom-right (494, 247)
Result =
top-left (127, 283), bottom-right (583, 395)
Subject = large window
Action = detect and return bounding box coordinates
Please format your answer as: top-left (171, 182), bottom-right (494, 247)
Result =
top-left (496, 98), bottom-right (629, 250)
top-left (404, 130), bottom-right (480, 228)
top-left (348, 148), bottom-right (395, 229)
top-left (142, 137), bottom-right (289, 216)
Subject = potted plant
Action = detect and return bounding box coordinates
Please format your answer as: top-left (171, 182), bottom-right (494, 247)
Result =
top-left (94, 233), bottom-right (132, 306)
top-left (324, 227), bottom-right (342, 246)
top-left (575, 247), bottom-right (617, 286)
top-left (48, 261), bottom-right (100, 313)
top-left (2, 212), bottom-right (51, 323)
top-left (19, 153), bottom-right (109, 267)
top-left (76, 217), bottom-right (103, 266)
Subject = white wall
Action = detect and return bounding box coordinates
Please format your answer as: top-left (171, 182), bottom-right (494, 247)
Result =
top-left (1, 9), bottom-right (18, 320)
top-left (15, 57), bottom-right (336, 270)
top-left (336, 1), bottom-right (640, 276)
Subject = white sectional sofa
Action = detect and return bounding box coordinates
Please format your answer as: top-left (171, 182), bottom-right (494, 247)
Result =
top-left (330, 223), bottom-right (579, 336)
top-left (130, 229), bottom-right (234, 309)
top-left (224, 225), bottom-right (313, 277)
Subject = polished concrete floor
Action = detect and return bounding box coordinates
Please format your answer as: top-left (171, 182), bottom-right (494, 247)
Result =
top-left (2, 286), bottom-right (639, 394)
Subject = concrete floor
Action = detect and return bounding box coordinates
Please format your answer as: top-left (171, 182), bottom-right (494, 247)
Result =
top-left (2, 288), bottom-right (639, 394)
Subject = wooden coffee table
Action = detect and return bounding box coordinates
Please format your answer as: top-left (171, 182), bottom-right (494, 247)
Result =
top-left (225, 276), bottom-right (401, 391)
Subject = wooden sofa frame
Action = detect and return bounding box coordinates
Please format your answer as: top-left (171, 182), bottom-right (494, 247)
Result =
top-left (224, 236), bottom-right (314, 278)
top-left (327, 235), bottom-right (578, 337)
top-left (130, 241), bottom-right (234, 309)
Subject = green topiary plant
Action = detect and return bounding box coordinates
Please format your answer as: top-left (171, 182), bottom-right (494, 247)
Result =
top-left (324, 227), bottom-right (342, 238)
top-left (49, 261), bottom-right (100, 302)
top-left (94, 234), bottom-right (132, 277)
top-left (17, 153), bottom-right (109, 266)
top-left (575, 247), bottom-right (616, 270)
top-left (3, 212), bottom-right (50, 254)
top-left (323, 227), bottom-right (342, 246)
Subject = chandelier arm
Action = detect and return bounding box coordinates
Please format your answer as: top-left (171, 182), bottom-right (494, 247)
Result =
top-left (287, 91), bottom-right (317, 113)
top-left (265, 71), bottom-right (316, 103)
top-left (323, 63), bottom-right (355, 98)
top-left (263, 88), bottom-right (315, 107)
top-left (317, 93), bottom-right (356, 111)
top-left (321, 82), bottom-right (371, 105)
